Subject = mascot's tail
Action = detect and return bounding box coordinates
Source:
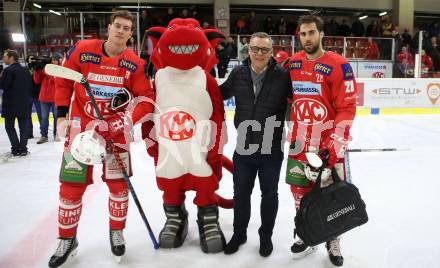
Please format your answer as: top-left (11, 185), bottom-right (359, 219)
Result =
top-left (216, 155), bottom-right (234, 209)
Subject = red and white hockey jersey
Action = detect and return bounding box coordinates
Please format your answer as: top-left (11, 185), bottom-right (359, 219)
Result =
top-left (55, 39), bottom-right (154, 132)
top-left (288, 50), bottom-right (357, 161)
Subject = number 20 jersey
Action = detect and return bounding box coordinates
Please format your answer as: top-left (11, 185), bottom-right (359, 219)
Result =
top-left (287, 50), bottom-right (357, 160)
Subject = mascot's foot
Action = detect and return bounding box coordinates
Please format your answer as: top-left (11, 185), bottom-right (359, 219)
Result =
top-left (197, 205), bottom-right (225, 253)
top-left (159, 204), bottom-right (188, 248)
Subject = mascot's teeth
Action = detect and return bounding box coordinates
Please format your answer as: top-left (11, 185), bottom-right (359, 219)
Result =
top-left (168, 45), bottom-right (199, 54)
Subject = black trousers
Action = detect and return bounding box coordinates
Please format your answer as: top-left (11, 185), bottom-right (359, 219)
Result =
top-left (232, 150), bottom-right (284, 240)
top-left (4, 116), bottom-right (28, 154)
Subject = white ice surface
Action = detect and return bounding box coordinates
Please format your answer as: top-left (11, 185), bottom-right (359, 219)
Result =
top-left (1, 114), bottom-right (440, 268)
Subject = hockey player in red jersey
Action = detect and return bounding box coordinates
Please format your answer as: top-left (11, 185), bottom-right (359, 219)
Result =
top-left (48, 10), bottom-right (154, 267)
top-left (286, 15), bottom-right (357, 267)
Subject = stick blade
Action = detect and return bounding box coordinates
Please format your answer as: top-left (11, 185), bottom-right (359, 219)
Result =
top-left (45, 64), bottom-right (83, 83)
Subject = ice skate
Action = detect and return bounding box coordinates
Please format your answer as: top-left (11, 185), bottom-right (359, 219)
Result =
top-left (48, 236), bottom-right (78, 268)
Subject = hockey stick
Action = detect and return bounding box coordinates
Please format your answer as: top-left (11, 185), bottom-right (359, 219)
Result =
top-left (347, 148), bottom-right (411, 153)
top-left (45, 64), bottom-right (160, 249)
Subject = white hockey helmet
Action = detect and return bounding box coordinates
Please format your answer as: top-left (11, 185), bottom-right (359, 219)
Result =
top-left (70, 130), bottom-right (107, 165)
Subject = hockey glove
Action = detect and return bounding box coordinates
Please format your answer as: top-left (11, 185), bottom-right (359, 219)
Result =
top-left (95, 112), bottom-right (133, 144)
top-left (320, 133), bottom-right (351, 168)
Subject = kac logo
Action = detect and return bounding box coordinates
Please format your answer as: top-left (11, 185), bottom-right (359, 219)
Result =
top-left (159, 111), bottom-right (196, 141)
top-left (372, 72), bottom-right (385, 78)
top-left (293, 98), bottom-right (328, 125)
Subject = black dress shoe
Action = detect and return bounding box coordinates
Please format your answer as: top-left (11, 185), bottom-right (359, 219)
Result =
top-left (224, 234), bottom-right (247, 255)
top-left (259, 238), bottom-right (273, 257)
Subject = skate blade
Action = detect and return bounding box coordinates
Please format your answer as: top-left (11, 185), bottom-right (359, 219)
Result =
top-left (292, 246), bottom-right (317, 259)
top-left (113, 255), bottom-right (122, 263)
top-left (58, 248), bottom-right (78, 268)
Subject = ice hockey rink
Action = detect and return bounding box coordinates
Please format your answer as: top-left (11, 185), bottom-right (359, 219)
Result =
top-left (1, 113), bottom-right (440, 268)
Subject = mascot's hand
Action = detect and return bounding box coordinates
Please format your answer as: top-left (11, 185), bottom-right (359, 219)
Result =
top-left (95, 112), bottom-right (132, 143)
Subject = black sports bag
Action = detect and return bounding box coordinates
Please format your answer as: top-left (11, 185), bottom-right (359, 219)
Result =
top-left (294, 167), bottom-right (368, 247)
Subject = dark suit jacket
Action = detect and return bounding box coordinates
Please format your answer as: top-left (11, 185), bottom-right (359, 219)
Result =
top-left (0, 62), bottom-right (32, 118)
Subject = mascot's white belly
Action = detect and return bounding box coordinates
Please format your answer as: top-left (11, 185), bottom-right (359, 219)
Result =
top-left (154, 66), bottom-right (213, 179)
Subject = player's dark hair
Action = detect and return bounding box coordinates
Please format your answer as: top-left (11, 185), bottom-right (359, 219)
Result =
top-left (4, 49), bottom-right (19, 62)
top-left (298, 15), bottom-right (324, 32)
top-left (110, 10), bottom-right (135, 31)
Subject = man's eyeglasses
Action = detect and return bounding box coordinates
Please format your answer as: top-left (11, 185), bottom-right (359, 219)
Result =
top-left (249, 46), bottom-right (272, 54)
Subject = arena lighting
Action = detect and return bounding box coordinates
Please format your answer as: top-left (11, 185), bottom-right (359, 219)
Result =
top-left (379, 11), bottom-right (387, 16)
top-left (49, 9), bottom-right (61, 16)
top-left (119, 5), bottom-right (153, 8)
top-left (279, 8), bottom-right (312, 12)
top-left (11, 33), bottom-right (26, 42)
top-left (359, 15), bottom-right (368, 20)
top-left (33, 3), bottom-right (41, 9)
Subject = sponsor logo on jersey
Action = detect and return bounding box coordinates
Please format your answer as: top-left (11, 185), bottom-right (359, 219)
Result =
top-left (292, 81), bottom-right (321, 96)
top-left (87, 72), bottom-right (124, 85)
top-left (313, 63), bottom-right (333, 76)
top-left (87, 83), bottom-right (121, 99)
top-left (119, 59), bottom-right (137, 73)
top-left (288, 60), bottom-right (302, 70)
top-left (100, 66), bottom-right (118, 71)
top-left (341, 63), bottom-right (354, 80)
top-left (66, 45), bottom-right (76, 60)
top-left (293, 98), bottom-right (328, 126)
top-left (159, 111), bottom-right (196, 141)
top-left (372, 72), bottom-right (385, 78)
top-left (79, 52), bottom-right (102, 64)
top-left (84, 100), bottom-right (113, 118)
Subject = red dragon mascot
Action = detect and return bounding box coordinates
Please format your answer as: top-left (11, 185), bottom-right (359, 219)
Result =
top-left (141, 18), bottom-right (233, 253)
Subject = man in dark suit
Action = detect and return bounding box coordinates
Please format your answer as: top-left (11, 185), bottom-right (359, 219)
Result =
top-left (220, 32), bottom-right (292, 257)
top-left (0, 50), bottom-right (33, 157)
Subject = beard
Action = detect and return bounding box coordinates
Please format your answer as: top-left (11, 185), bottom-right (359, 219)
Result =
top-left (302, 41), bottom-right (320, 55)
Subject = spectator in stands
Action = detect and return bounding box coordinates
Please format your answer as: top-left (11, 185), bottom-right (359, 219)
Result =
top-left (286, 17), bottom-right (297, 36)
top-left (351, 18), bottom-right (365, 37)
top-left (428, 22), bottom-right (439, 38)
top-left (139, 9), bottom-right (153, 42)
top-left (247, 11), bottom-right (259, 34)
top-left (401, 28), bottom-right (413, 48)
top-left (363, 37), bottom-right (380, 59)
top-left (325, 18), bottom-right (339, 36)
top-left (0, 50), bottom-right (33, 157)
top-left (263, 16), bottom-right (276, 35)
top-left (164, 8), bottom-right (177, 25)
top-left (238, 36), bottom-right (249, 62)
top-left (202, 21), bottom-right (215, 29)
top-left (0, 21), bottom-right (12, 54)
top-left (398, 45), bottom-right (415, 77)
top-left (421, 49), bottom-right (433, 77)
top-left (33, 53), bottom-right (63, 144)
top-left (25, 55), bottom-right (42, 139)
top-left (277, 16), bottom-right (287, 35)
top-left (202, 21), bottom-right (214, 29)
top-left (426, 36), bottom-right (439, 55)
top-left (216, 41), bottom-right (230, 78)
top-left (225, 36), bottom-right (238, 59)
top-left (339, 19), bottom-right (351, 36)
top-left (381, 15), bottom-right (394, 37)
top-left (190, 7), bottom-right (203, 24)
top-left (365, 20), bottom-right (381, 37)
top-left (181, 8), bottom-right (190, 19)
top-left (274, 50), bottom-right (289, 67)
top-left (235, 15), bottom-right (247, 34)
